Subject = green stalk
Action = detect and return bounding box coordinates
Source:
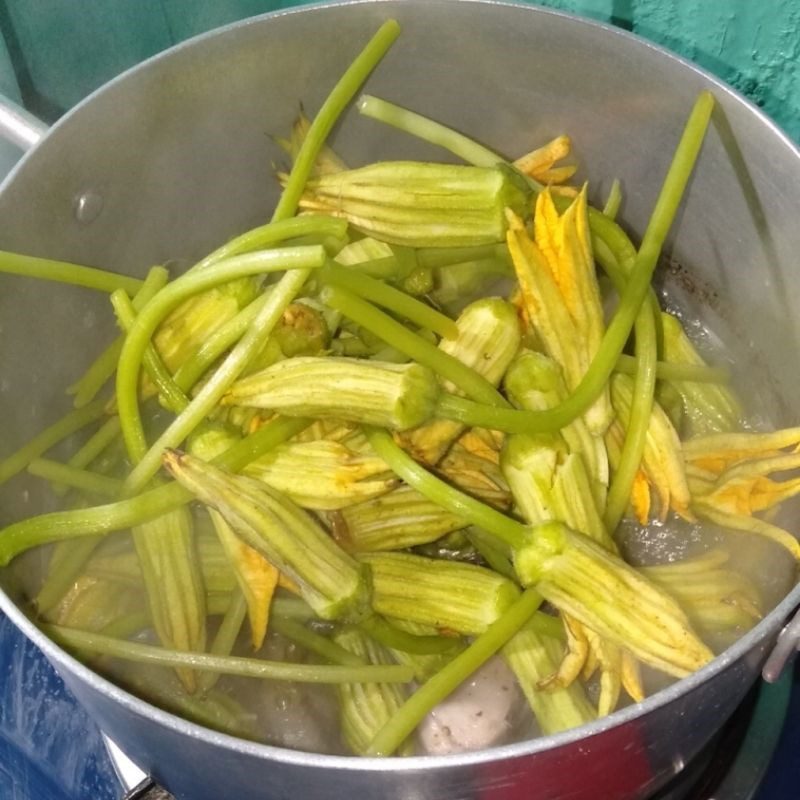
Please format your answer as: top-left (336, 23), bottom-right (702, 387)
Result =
top-left (35, 537), bottom-right (105, 613)
top-left (44, 624), bottom-right (414, 684)
top-left (271, 20), bottom-right (401, 223)
top-left (438, 93), bottom-right (714, 434)
top-left (116, 245), bottom-right (325, 476)
top-left (270, 595), bottom-right (317, 622)
top-left (321, 286), bottom-right (507, 406)
top-left (358, 615), bottom-right (463, 656)
top-left (365, 427), bottom-right (526, 548)
top-left (0, 416), bottom-right (311, 566)
top-left (0, 397), bottom-right (108, 486)
top-left (271, 617), bottom-right (366, 667)
top-left (357, 94), bottom-right (504, 167)
top-left (197, 589), bottom-right (249, 693)
top-left (110, 289), bottom-right (189, 414)
top-left (0, 250), bottom-right (143, 295)
top-left (602, 179), bottom-right (622, 219)
top-left (615, 354), bottom-right (729, 383)
top-left (364, 587), bottom-right (542, 756)
top-left (63, 416), bottom-right (122, 474)
top-left (27, 458), bottom-right (122, 498)
top-left (197, 216), bottom-right (348, 270)
top-left (124, 269), bottom-right (317, 492)
top-left (318, 263), bottom-right (458, 340)
top-left (600, 234), bottom-right (659, 531)
top-left (69, 266), bottom-right (169, 407)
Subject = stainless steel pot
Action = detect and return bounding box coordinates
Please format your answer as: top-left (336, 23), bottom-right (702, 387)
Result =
top-left (1, 2), bottom-right (799, 798)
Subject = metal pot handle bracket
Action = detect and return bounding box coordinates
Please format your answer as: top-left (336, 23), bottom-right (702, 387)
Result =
top-left (0, 92), bottom-right (48, 152)
top-left (763, 605), bottom-right (800, 683)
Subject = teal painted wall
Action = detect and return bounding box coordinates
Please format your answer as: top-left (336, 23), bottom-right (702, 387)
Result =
top-left (0, 0), bottom-right (797, 142)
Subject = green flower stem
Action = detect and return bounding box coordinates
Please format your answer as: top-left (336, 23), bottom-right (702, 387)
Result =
top-left (0, 397), bottom-right (108, 487)
top-left (589, 208), bottom-right (665, 356)
top-left (416, 243), bottom-right (510, 270)
top-left (68, 267), bottom-right (169, 408)
top-left (357, 94), bottom-right (504, 167)
top-left (111, 289), bottom-right (189, 414)
top-left (116, 245), bottom-right (325, 472)
top-left (365, 428), bottom-right (526, 547)
top-left (467, 528), bottom-right (516, 579)
top-left (0, 250), bottom-right (143, 295)
top-left (270, 595), bottom-right (317, 622)
top-left (435, 393), bottom-right (574, 433)
top-left (272, 21), bottom-right (401, 223)
top-left (589, 209), bottom-right (663, 532)
top-left (66, 416), bottom-right (122, 471)
top-left (271, 617), bottom-right (366, 667)
top-left (35, 537), bottom-right (105, 613)
top-left (43, 624), bottom-right (414, 685)
top-left (364, 587), bottom-right (542, 756)
top-left (358, 615), bottom-right (463, 656)
top-left (602, 179), bottom-right (622, 219)
top-left (318, 263), bottom-right (458, 340)
top-left (53, 415), bottom-right (122, 497)
top-left (197, 590), bottom-right (248, 693)
top-left (27, 458), bottom-right (122, 498)
top-left (196, 216), bottom-right (347, 270)
top-left (98, 611), bottom-right (152, 641)
top-left (615, 354), bottom-right (728, 383)
top-left (0, 417), bottom-right (311, 566)
top-left (603, 242), bottom-right (659, 531)
top-left (322, 286), bottom-right (507, 407)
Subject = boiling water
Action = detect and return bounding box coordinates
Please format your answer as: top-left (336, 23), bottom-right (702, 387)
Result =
top-left (0, 269), bottom-right (798, 758)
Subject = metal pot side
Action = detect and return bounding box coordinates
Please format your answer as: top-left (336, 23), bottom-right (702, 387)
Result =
top-left (1, 2), bottom-right (799, 798)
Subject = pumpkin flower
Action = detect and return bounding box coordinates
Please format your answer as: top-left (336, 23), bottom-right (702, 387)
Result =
top-left (513, 135), bottom-right (578, 188)
top-left (684, 428), bottom-right (800, 559)
top-left (244, 439), bottom-right (397, 511)
top-left (274, 110), bottom-right (348, 176)
top-left (640, 549), bottom-right (762, 637)
top-left (606, 373), bottom-right (692, 523)
top-left (660, 312), bottom-right (742, 437)
top-left (506, 187), bottom-right (612, 434)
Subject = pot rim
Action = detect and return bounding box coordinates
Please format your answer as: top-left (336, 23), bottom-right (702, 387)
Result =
top-left (1, 0), bottom-right (799, 772)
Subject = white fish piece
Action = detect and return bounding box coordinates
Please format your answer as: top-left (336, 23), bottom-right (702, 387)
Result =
top-left (418, 656), bottom-right (520, 755)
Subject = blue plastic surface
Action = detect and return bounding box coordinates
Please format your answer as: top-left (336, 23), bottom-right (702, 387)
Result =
top-left (0, 614), bottom-right (117, 800)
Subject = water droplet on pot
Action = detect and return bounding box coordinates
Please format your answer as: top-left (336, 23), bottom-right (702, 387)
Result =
top-left (73, 191), bottom-right (104, 224)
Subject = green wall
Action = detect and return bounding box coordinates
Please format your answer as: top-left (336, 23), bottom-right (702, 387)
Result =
top-left (0, 0), bottom-right (798, 142)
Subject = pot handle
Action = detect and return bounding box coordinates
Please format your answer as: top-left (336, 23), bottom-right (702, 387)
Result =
top-left (0, 92), bottom-right (48, 151)
top-left (762, 605), bottom-right (800, 683)
top-left (103, 735), bottom-right (175, 800)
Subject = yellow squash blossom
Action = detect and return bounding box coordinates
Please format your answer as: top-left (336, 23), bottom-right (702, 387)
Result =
top-left (607, 373), bottom-right (692, 522)
top-left (685, 428), bottom-right (800, 559)
top-left (506, 187), bottom-right (611, 434)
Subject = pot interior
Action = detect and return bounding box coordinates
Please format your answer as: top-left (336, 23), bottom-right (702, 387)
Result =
top-left (0, 0), bottom-right (798, 771)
